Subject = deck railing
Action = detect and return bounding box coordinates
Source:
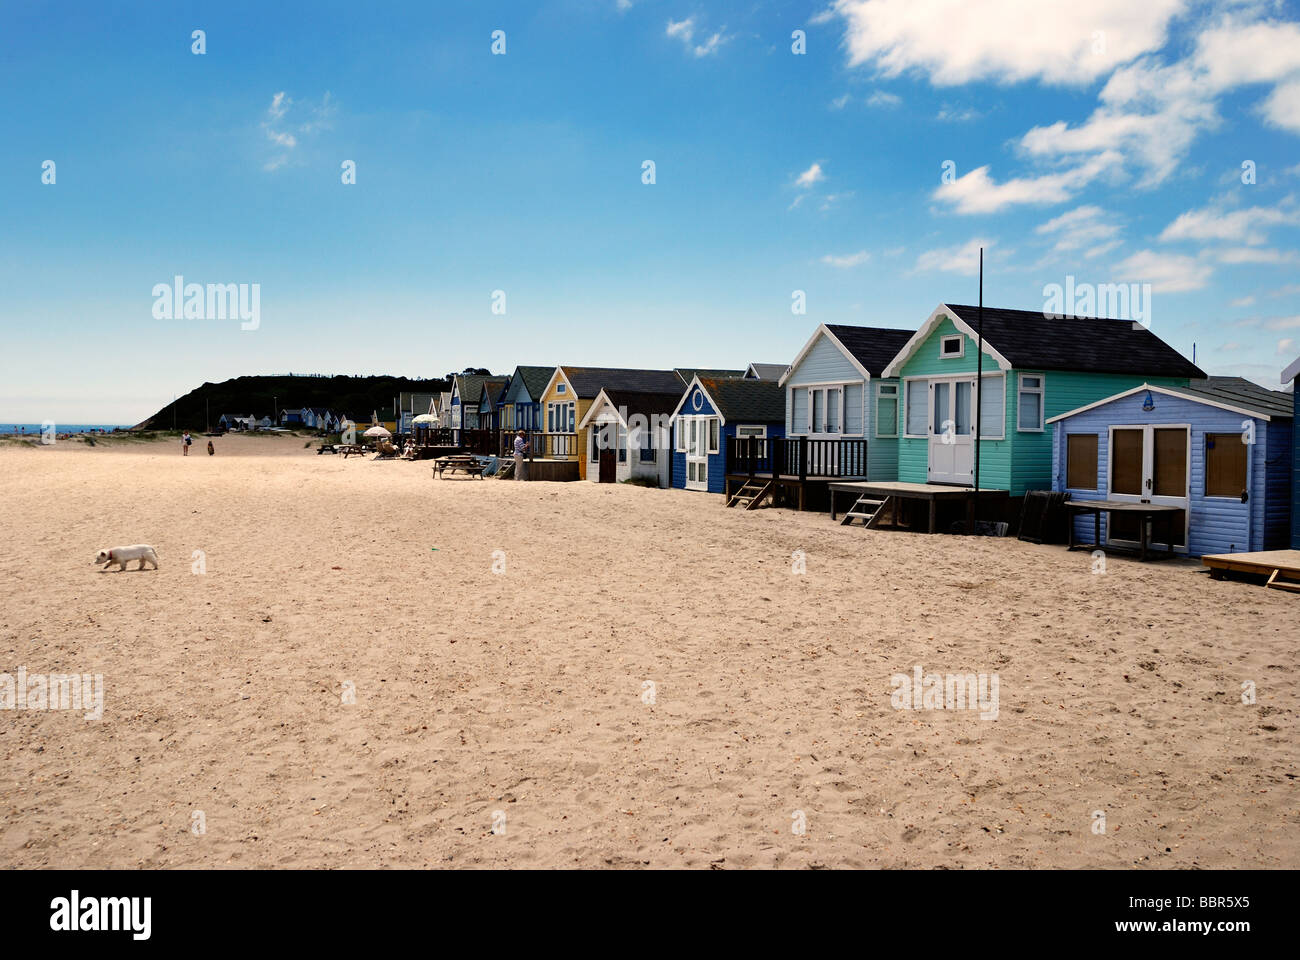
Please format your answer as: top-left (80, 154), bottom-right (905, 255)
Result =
top-left (728, 436), bottom-right (868, 480)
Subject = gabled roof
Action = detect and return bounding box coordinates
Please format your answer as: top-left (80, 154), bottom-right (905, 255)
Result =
top-left (669, 375), bottom-right (786, 425)
top-left (476, 377), bottom-right (510, 408)
top-left (511, 365), bottom-right (556, 401)
top-left (453, 374), bottom-right (496, 405)
top-left (1047, 378), bottom-right (1293, 424)
top-left (781, 323), bottom-right (916, 385)
top-left (577, 388), bottom-right (682, 428)
top-left (746, 362), bottom-right (788, 380)
top-left (1283, 355), bottom-right (1300, 383)
top-left (882, 303), bottom-right (1205, 379)
top-left (674, 367), bottom-right (746, 383)
top-left (552, 366), bottom-right (684, 398)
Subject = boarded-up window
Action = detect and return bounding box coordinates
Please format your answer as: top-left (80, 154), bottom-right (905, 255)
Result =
top-left (1111, 429), bottom-right (1143, 495)
top-left (1153, 428), bottom-right (1187, 497)
top-left (1205, 432), bottom-right (1248, 498)
top-left (1066, 434), bottom-right (1098, 489)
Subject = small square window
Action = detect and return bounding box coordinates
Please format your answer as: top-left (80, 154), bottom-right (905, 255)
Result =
top-left (940, 335), bottom-right (965, 358)
top-left (556, 383), bottom-right (566, 394)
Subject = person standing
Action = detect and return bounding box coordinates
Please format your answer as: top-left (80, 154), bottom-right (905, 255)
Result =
top-left (207, 439), bottom-right (215, 456)
top-left (513, 430), bottom-right (529, 480)
top-left (182, 431), bottom-right (192, 456)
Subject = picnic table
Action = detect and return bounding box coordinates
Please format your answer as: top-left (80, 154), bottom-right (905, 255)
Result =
top-left (1065, 499), bottom-right (1182, 561)
top-left (432, 455), bottom-right (485, 479)
top-left (338, 444), bottom-right (366, 458)
top-left (316, 443), bottom-right (338, 455)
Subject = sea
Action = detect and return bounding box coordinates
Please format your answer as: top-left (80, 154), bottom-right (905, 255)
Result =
top-left (3, 424), bottom-right (132, 435)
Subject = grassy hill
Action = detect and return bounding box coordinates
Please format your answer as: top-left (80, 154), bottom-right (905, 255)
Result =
top-left (135, 374), bottom-right (453, 431)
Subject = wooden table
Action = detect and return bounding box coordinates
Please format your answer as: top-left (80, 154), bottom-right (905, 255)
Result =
top-left (432, 456), bottom-right (485, 479)
top-left (1065, 499), bottom-right (1182, 561)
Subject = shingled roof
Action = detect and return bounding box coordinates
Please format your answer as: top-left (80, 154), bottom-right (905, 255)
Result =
top-left (512, 365), bottom-right (556, 401)
top-left (822, 325), bottom-right (917, 377)
top-left (559, 366), bottom-right (684, 397)
top-left (746, 362), bottom-right (788, 380)
top-left (939, 304), bottom-right (1205, 379)
top-left (675, 367), bottom-right (746, 383)
top-left (688, 376), bottom-right (786, 423)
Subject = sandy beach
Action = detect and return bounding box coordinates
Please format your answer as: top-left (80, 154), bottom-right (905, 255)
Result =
top-left (0, 433), bottom-right (1294, 869)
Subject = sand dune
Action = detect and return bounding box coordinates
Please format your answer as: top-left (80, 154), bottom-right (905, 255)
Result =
top-left (0, 433), bottom-right (1294, 868)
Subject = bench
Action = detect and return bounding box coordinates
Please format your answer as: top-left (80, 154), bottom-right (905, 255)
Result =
top-left (432, 456), bottom-right (485, 480)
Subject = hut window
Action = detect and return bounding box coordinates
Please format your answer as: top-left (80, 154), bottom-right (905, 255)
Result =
top-left (708, 418), bottom-right (720, 454)
top-left (617, 424), bottom-right (628, 462)
top-left (1205, 433), bottom-right (1248, 498)
top-left (1017, 375), bottom-right (1044, 431)
top-left (940, 335), bottom-right (965, 358)
top-left (1066, 434), bottom-right (1098, 489)
top-left (875, 384), bottom-right (898, 438)
top-left (905, 380), bottom-right (928, 436)
top-left (978, 375), bottom-right (1005, 439)
top-left (675, 421), bottom-right (686, 452)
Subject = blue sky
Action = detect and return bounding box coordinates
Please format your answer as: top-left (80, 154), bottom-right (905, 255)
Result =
top-left (3, 0), bottom-right (1300, 423)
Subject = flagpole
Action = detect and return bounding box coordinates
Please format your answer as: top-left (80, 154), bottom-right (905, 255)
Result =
top-left (972, 247), bottom-right (983, 534)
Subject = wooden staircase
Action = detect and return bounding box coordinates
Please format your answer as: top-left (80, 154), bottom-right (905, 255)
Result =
top-left (1265, 568), bottom-right (1300, 592)
top-left (727, 479), bottom-right (773, 510)
top-left (840, 494), bottom-right (891, 528)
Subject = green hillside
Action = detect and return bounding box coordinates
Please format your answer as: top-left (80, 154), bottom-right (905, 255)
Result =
top-left (135, 373), bottom-right (453, 431)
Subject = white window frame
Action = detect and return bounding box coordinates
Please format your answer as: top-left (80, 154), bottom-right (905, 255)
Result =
top-left (556, 382), bottom-right (567, 394)
top-left (707, 418), bottom-right (720, 454)
top-left (675, 420), bottom-right (687, 452)
top-left (1017, 374), bottom-right (1045, 433)
top-left (939, 335), bottom-right (965, 359)
top-left (735, 425), bottom-right (768, 439)
top-left (874, 383), bottom-right (899, 439)
top-left (903, 377), bottom-right (929, 438)
top-left (793, 383), bottom-right (848, 435)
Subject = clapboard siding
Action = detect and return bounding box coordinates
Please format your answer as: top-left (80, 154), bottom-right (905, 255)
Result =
top-left (898, 314), bottom-right (1192, 494)
top-left (1264, 417), bottom-right (1293, 549)
top-left (1293, 386), bottom-right (1300, 549)
top-left (1051, 390), bottom-right (1291, 556)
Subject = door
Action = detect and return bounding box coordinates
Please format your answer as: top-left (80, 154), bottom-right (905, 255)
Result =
top-left (598, 449), bottom-right (616, 483)
top-left (927, 378), bottom-right (975, 485)
top-left (1108, 425), bottom-right (1189, 550)
top-left (685, 418), bottom-right (709, 490)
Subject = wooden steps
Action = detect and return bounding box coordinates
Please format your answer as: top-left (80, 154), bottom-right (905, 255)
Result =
top-left (840, 494), bottom-right (890, 528)
top-left (727, 479), bottom-right (772, 510)
top-left (1265, 568), bottom-right (1300, 593)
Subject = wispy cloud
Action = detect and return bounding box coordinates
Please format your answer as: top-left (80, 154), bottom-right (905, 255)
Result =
top-left (261, 90), bottom-right (335, 172)
top-left (666, 17), bottom-right (731, 58)
top-left (1114, 249), bottom-right (1212, 293)
top-left (795, 162), bottom-right (825, 188)
top-left (932, 151), bottom-right (1120, 215)
top-left (914, 238), bottom-right (993, 276)
top-left (821, 250), bottom-right (871, 268)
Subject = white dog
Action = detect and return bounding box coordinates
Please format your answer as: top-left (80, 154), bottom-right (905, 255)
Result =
top-left (95, 545), bottom-right (159, 572)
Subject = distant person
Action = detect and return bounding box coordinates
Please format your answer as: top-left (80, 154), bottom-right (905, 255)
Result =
top-left (182, 431), bottom-right (192, 456)
top-left (513, 430), bottom-right (529, 480)
top-left (207, 440), bottom-right (215, 456)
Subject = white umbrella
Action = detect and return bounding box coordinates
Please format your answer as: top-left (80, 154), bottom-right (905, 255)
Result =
top-left (363, 425), bottom-right (391, 438)
top-left (411, 414), bottom-right (438, 424)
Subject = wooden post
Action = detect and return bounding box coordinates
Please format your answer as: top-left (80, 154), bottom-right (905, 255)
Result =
top-left (798, 437), bottom-right (808, 482)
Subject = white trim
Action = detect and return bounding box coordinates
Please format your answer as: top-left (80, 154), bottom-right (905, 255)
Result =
top-left (778, 324), bottom-right (874, 387)
top-left (1105, 423), bottom-right (1192, 552)
top-left (1282, 355), bottom-right (1300, 383)
top-left (735, 424), bottom-right (768, 439)
top-left (577, 390), bottom-right (628, 430)
top-left (1017, 373), bottom-right (1045, 432)
top-left (791, 383), bottom-right (848, 435)
top-left (939, 334), bottom-right (965, 359)
top-left (881, 304), bottom-right (1013, 378)
top-left (540, 366), bottom-right (576, 401)
top-left (667, 375), bottom-right (728, 426)
top-left (1046, 382), bottom-right (1277, 424)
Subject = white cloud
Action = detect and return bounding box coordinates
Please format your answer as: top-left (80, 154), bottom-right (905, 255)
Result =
top-left (1114, 249), bottom-right (1212, 293)
top-left (1216, 247), bottom-right (1300, 265)
top-left (866, 90), bottom-right (901, 107)
top-left (935, 104), bottom-right (980, 122)
top-left (821, 250), bottom-right (871, 268)
top-left (1034, 205), bottom-right (1123, 259)
top-left (830, 0), bottom-right (1184, 86)
top-left (1230, 295), bottom-right (1256, 307)
top-left (261, 90), bottom-right (334, 172)
top-left (1160, 201), bottom-right (1300, 245)
top-left (795, 162), bottom-right (826, 188)
top-left (914, 238), bottom-right (993, 276)
top-left (666, 17), bottom-right (730, 57)
top-left (1279, 337), bottom-right (1296, 354)
top-left (932, 151), bottom-right (1119, 215)
top-left (830, 94), bottom-right (852, 110)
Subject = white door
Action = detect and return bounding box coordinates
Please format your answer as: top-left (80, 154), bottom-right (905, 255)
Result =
top-left (1107, 425), bottom-right (1189, 551)
top-left (927, 378), bottom-right (974, 485)
top-left (686, 418), bottom-right (708, 490)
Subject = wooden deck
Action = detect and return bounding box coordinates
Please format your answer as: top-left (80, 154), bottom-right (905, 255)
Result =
top-left (1201, 550), bottom-right (1300, 591)
top-left (828, 481), bottom-right (1009, 534)
top-left (516, 458), bottom-right (580, 482)
top-left (725, 473), bottom-right (865, 510)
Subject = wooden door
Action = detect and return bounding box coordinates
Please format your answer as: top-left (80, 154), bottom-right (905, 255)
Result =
top-left (598, 449), bottom-right (616, 483)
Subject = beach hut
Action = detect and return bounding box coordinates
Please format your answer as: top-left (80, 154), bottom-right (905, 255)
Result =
top-left (1048, 378), bottom-right (1293, 556)
top-left (880, 304), bottom-right (1205, 497)
top-left (538, 367), bottom-right (684, 478)
top-left (474, 377), bottom-right (511, 433)
top-left (576, 388), bottom-right (678, 486)
top-left (669, 376), bottom-right (786, 494)
top-left (1284, 354), bottom-right (1300, 549)
top-left (780, 323), bottom-right (916, 481)
top-left (498, 366), bottom-right (554, 436)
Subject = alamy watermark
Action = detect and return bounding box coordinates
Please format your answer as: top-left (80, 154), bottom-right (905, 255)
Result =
top-left (1043, 275), bottom-right (1150, 329)
top-left (890, 664), bottom-right (999, 720)
top-left (1, 667), bottom-right (103, 721)
top-left (152, 275), bottom-right (260, 330)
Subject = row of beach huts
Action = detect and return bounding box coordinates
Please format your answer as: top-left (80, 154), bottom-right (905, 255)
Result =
top-left (391, 302), bottom-right (1298, 577)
